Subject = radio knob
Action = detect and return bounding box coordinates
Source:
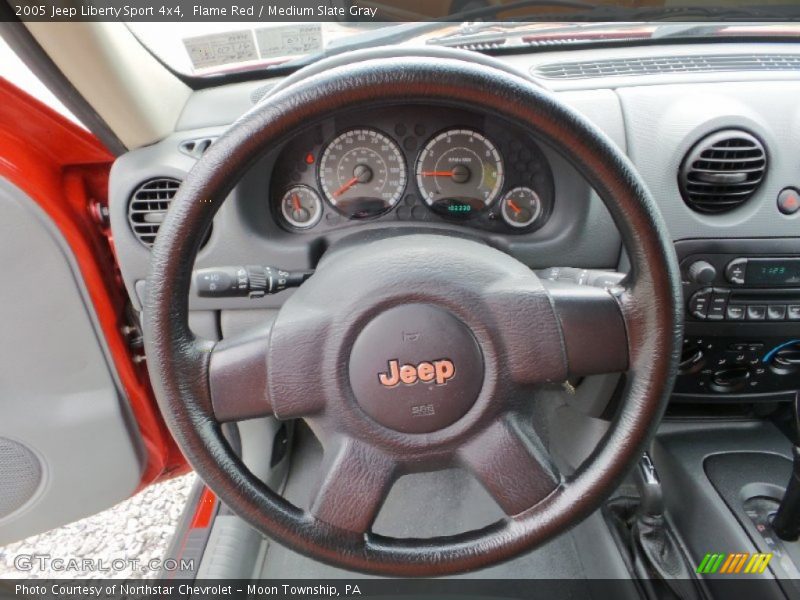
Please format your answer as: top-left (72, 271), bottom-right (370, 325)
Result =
top-left (688, 260), bottom-right (717, 284)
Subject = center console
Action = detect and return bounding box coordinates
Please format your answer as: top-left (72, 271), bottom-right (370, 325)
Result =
top-left (653, 420), bottom-right (794, 600)
top-left (674, 238), bottom-right (800, 403)
top-left (646, 239), bottom-right (800, 598)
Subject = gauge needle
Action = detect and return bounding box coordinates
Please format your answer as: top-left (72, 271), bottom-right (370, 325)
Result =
top-left (420, 171), bottom-right (454, 177)
top-left (333, 177), bottom-right (359, 198)
top-left (507, 199), bottom-right (522, 214)
top-left (291, 194), bottom-right (301, 211)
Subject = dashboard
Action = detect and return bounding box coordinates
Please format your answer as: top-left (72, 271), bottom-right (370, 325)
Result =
top-left (108, 42), bottom-right (800, 407)
top-left (269, 106), bottom-right (554, 234)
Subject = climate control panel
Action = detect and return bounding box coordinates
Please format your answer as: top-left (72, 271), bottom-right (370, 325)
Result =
top-left (674, 336), bottom-right (800, 400)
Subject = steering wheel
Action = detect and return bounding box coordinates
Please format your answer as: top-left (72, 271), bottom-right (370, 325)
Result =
top-left (144, 51), bottom-right (682, 576)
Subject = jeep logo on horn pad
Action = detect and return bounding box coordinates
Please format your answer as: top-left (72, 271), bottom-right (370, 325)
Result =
top-left (349, 304), bottom-right (483, 434)
top-left (378, 359), bottom-right (455, 388)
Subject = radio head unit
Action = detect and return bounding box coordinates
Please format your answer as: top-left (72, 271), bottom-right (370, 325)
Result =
top-left (674, 238), bottom-right (800, 403)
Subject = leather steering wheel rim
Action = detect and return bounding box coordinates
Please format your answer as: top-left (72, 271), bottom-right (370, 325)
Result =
top-left (144, 51), bottom-right (683, 576)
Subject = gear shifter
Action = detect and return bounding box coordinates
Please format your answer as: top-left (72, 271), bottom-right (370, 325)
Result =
top-left (630, 453), bottom-right (702, 600)
top-left (772, 393), bottom-right (800, 541)
top-left (635, 453), bottom-right (664, 519)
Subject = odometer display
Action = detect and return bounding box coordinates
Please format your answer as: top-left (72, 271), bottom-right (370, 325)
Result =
top-left (416, 129), bottom-right (504, 218)
top-left (318, 128), bottom-right (406, 219)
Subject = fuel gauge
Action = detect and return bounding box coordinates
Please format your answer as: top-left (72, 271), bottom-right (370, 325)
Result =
top-left (281, 186), bottom-right (323, 229)
top-left (500, 187), bottom-right (542, 229)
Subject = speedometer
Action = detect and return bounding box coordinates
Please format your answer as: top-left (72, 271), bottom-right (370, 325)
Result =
top-left (416, 129), bottom-right (504, 218)
top-left (318, 128), bottom-right (406, 219)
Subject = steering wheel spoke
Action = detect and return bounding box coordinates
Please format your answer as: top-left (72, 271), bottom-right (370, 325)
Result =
top-left (480, 275), bottom-right (569, 386)
top-left (208, 325), bottom-right (273, 422)
top-left (546, 281), bottom-right (630, 378)
top-left (308, 437), bottom-right (397, 534)
top-left (459, 416), bottom-right (559, 516)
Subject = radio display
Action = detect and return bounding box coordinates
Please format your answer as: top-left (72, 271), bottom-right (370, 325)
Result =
top-left (746, 258), bottom-right (800, 286)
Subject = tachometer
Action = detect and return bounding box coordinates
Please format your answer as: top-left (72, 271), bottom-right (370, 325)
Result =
top-left (416, 129), bottom-right (504, 218)
top-left (318, 128), bottom-right (406, 219)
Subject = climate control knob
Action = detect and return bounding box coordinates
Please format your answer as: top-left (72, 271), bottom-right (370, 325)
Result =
top-left (687, 260), bottom-right (717, 284)
top-left (679, 340), bottom-right (705, 374)
top-left (769, 342), bottom-right (800, 376)
top-left (710, 367), bottom-right (750, 393)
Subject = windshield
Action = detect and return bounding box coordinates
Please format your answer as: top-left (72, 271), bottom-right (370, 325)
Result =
top-left (126, 2), bottom-right (800, 79)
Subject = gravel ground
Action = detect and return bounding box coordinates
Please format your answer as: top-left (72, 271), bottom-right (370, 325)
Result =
top-left (0, 473), bottom-right (196, 579)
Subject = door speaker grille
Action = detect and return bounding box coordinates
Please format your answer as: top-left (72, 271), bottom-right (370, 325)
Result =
top-left (0, 438), bottom-right (42, 519)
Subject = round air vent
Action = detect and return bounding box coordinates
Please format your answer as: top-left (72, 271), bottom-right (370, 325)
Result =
top-left (128, 177), bottom-right (181, 247)
top-left (678, 130), bottom-right (767, 214)
top-left (128, 179), bottom-right (212, 249)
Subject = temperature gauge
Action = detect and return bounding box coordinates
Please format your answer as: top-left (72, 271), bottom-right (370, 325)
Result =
top-left (280, 186), bottom-right (323, 229)
top-left (500, 187), bottom-right (542, 229)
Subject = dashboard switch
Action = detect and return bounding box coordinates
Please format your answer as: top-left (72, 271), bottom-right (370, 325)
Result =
top-left (724, 258), bottom-right (747, 285)
top-left (778, 188), bottom-right (800, 215)
top-left (689, 289), bottom-right (711, 319)
top-left (707, 291), bottom-right (729, 321)
top-left (768, 305), bottom-right (788, 321)
top-left (746, 305), bottom-right (767, 321)
top-left (726, 305), bottom-right (745, 320)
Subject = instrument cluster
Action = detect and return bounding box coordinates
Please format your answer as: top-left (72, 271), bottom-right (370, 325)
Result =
top-left (270, 106), bottom-right (554, 234)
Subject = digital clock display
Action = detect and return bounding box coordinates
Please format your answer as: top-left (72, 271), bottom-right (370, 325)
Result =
top-left (761, 266), bottom-right (787, 277)
top-left (745, 258), bottom-right (800, 286)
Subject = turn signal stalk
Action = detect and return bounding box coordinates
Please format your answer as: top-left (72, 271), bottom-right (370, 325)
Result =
top-left (195, 266), bottom-right (312, 298)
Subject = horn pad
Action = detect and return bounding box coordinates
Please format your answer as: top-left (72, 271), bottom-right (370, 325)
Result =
top-left (349, 304), bottom-right (484, 434)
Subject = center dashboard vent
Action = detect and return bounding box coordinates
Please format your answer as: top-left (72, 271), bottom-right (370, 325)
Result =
top-left (678, 130), bottom-right (767, 214)
top-left (128, 178), bottom-right (180, 247)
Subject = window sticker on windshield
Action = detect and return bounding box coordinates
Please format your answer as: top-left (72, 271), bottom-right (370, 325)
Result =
top-left (184, 31), bottom-right (258, 70)
top-left (255, 24), bottom-right (323, 60)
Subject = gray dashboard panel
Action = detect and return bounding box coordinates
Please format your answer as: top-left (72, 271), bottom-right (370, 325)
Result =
top-left (110, 45), bottom-right (800, 318)
top-left (617, 80), bottom-right (800, 241)
top-left (110, 89), bottom-right (625, 314)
